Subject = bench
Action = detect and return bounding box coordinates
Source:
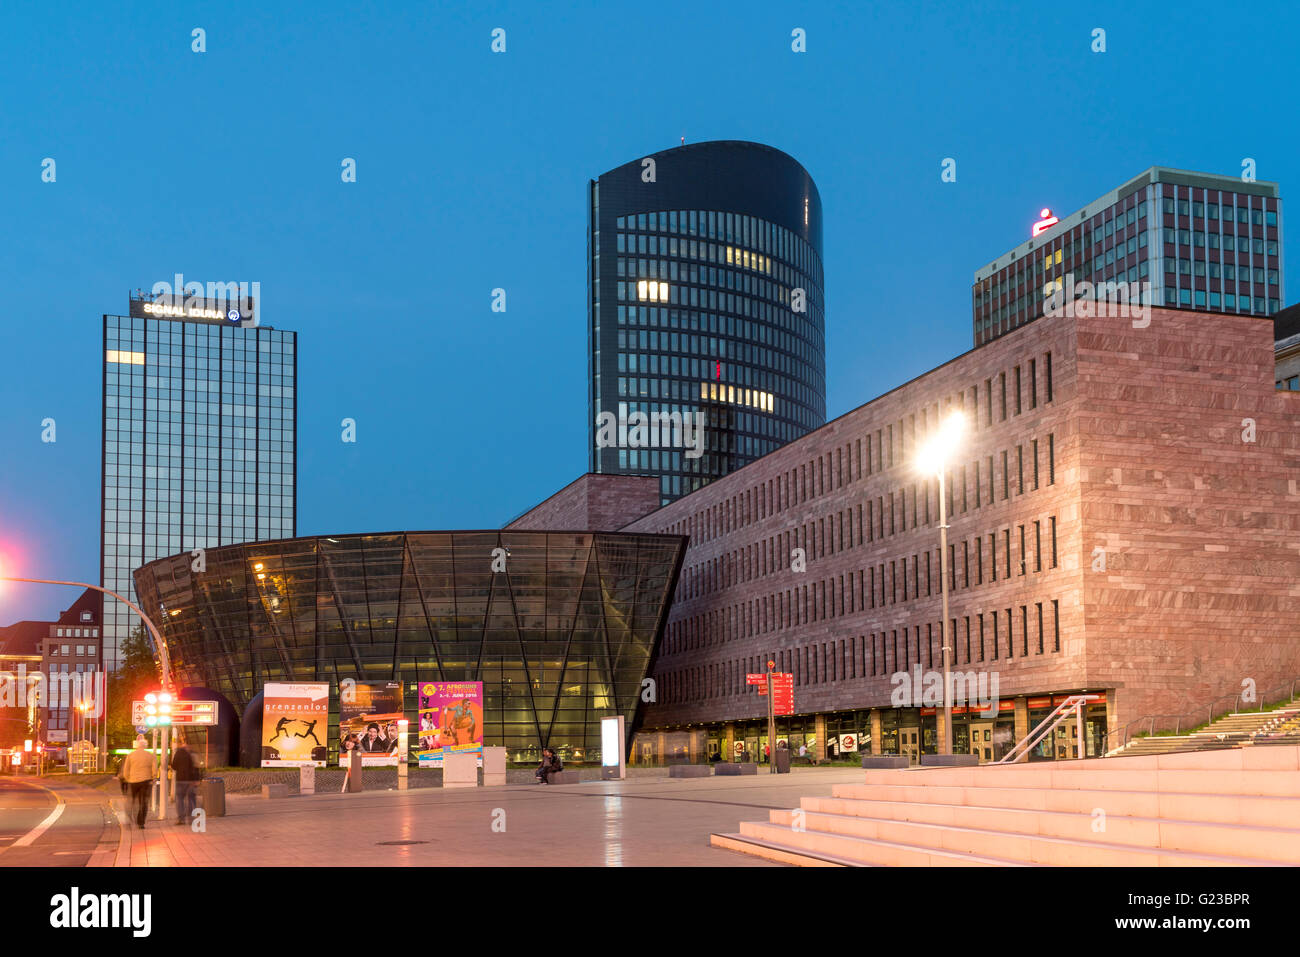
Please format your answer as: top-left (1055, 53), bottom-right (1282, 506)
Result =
top-left (714, 762), bottom-right (758, 776)
top-left (261, 783), bottom-right (290, 799)
top-left (920, 754), bottom-right (980, 767)
top-left (545, 770), bottom-right (582, 785)
top-left (861, 756), bottom-right (910, 769)
top-left (667, 765), bottom-right (712, 778)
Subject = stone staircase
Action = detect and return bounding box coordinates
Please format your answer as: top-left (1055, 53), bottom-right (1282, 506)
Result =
top-left (711, 746), bottom-right (1300, 866)
top-left (1117, 703), bottom-right (1300, 756)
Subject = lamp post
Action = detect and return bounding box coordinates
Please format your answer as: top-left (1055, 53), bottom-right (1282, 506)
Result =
top-left (916, 412), bottom-right (967, 757)
top-left (0, 575), bottom-right (174, 802)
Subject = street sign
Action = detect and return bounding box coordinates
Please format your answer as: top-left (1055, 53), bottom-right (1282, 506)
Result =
top-left (170, 701), bottom-right (218, 726)
top-left (755, 673), bottom-right (793, 693)
top-left (749, 673), bottom-right (794, 715)
top-left (132, 698), bottom-right (217, 726)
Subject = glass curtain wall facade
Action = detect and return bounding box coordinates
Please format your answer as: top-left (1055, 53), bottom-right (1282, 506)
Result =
top-left (102, 311), bottom-right (296, 670)
top-left (133, 530), bottom-right (685, 763)
top-left (589, 141), bottom-right (826, 505)
top-left (973, 167), bottom-right (1283, 347)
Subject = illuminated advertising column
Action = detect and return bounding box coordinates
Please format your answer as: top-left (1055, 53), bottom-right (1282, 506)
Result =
top-left (601, 715), bottom-right (625, 780)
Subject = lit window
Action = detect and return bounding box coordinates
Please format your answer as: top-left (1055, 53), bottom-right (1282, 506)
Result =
top-left (106, 350), bottom-right (145, 365)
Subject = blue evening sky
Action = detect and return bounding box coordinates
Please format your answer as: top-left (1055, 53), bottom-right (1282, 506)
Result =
top-left (2, 0), bottom-right (1296, 622)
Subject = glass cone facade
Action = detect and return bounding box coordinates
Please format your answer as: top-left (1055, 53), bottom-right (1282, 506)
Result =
top-left (133, 529), bottom-right (685, 762)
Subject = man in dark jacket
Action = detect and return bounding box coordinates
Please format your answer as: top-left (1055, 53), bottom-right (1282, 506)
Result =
top-left (170, 742), bottom-right (202, 825)
top-left (535, 748), bottom-right (563, 784)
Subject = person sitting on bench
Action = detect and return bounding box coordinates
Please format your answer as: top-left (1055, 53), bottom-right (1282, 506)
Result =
top-left (535, 747), bottom-right (563, 784)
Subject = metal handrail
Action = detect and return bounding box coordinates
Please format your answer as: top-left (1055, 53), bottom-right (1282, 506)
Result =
top-left (997, 695), bottom-right (1102, 764)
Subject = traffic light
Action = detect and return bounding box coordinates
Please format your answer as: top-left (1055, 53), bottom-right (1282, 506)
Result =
top-left (143, 690), bottom-right (173, 727)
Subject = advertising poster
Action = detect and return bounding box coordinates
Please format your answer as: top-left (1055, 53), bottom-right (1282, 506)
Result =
top-left (338, 679), bottom-right (404, 767)
top-left (262, 682), bottom-right (329, 767)
top-left (416, 681), bottom-right (483, 767)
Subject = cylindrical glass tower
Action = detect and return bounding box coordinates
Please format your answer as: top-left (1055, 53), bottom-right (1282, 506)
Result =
top-left (588, 141), bottom-right (826, 504)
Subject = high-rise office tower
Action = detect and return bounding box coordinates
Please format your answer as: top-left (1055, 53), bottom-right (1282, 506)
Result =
top-left (973, 167), bottom-right (1283, 347)
top-left (588, 141), bottom-right (826, 504)
top-left (100, 291), bottom-right (296, 670)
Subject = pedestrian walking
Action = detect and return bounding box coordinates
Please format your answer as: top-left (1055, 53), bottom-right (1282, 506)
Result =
top-left (170, 740), bottom-right (202, 825)
top-left (118, 737), bottom-right (157, 829)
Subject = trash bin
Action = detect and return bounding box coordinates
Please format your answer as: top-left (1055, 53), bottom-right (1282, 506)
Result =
top-left (199, 777), bottom-right (226, 817)
top-left (773, 748), bottom-right (791, 773)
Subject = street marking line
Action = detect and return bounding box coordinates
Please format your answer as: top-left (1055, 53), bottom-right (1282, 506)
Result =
top-left (11, 796), bottom-right (66, 847)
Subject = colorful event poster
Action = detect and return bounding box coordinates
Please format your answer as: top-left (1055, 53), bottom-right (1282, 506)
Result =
top-left (416, 681), bottom-right (483, 767)
top-left (338, 679), bottom-right (404, 767)
top-left (262, 682), bottom-right (329, 767)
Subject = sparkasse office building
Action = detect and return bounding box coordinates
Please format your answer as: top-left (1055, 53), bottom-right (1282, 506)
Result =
top-left (512, 303), bottom-right (1300, 764)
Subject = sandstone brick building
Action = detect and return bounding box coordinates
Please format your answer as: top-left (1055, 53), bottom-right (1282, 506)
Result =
top-left (512, 306), bottom-right (1300, 764)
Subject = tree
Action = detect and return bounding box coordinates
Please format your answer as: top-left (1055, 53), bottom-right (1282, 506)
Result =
top-left (105, 623), bottom-right (161, 750)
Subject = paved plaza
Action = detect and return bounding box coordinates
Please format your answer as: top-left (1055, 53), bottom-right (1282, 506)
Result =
top-left (2, 768), bottom-right (866, 867)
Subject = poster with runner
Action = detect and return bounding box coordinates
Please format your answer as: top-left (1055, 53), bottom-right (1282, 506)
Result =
top-left (262, 682), bottom-right (329, 767)
top-left (338, 679), bottom-right (404, 767)
top-left (416, 681), bottom-right (483, 768)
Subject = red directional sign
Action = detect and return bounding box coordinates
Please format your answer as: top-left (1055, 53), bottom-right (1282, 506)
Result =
top-left (750, 672), bottom-right (794, 715)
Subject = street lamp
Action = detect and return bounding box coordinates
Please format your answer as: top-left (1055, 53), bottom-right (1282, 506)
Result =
top-left (916, 410), bottom-right (967, 756)
top-left (0, 573), bottom-right (174, 803)
top-left (0, 575), bottom-right (174, 689)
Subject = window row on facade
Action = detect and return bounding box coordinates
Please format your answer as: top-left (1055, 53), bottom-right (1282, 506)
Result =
top-left (611, 209), bottom-right (823, 287)
top-left (618, 250), bottom-right (820, 322)
top-left (657, 353), bottom-right (1057, 548)
top-left (676, 500), bottom-right (1060, 630)
top-left (658, 600), bottom-right (1063, 706)
top-left (665, 510), bottom-right (1059, 655)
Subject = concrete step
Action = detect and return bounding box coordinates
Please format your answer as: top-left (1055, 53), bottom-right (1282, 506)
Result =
top-left (826, 783), bottom-right (1300, 829)
top-left (796, 796), bottom-right (1300, 863)
top-left (859, 749), bottom-right (1300, 795)
top-left (709, 832), bottom-right (856, 866)
top-left (764, 809), bottom-right (1284, 867)
top-left (714, 745), bottom-right (1300, 867)
top-left (731, 820), bottom-right (1034, 867)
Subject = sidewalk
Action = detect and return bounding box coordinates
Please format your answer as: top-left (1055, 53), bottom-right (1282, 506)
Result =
top-left (97, 767), bottom-right (864, 867)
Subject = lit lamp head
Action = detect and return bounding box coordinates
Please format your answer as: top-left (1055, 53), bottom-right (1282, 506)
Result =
top-left (916, 411), bottom-right (968, 477)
